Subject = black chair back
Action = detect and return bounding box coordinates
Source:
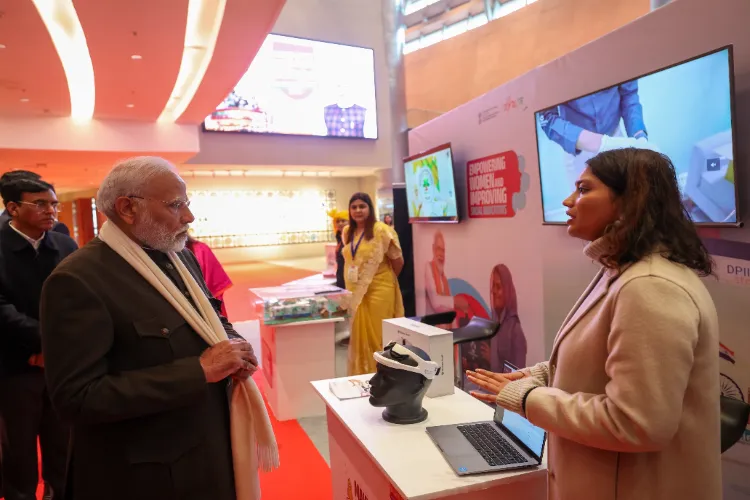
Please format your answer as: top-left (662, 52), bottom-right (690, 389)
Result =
top-left (721, 395), bottom-right (750, 453)
top-left (418, 311), bottom-right (457, 327)
top-left (451, 316), bottom-right (500, 344)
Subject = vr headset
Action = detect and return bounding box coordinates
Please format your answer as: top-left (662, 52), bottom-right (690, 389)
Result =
top-left (373, 341), bottom-right (440, 379)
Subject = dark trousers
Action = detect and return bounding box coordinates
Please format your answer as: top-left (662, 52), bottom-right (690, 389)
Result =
top-left (0, 371), bottom-right (68, 500)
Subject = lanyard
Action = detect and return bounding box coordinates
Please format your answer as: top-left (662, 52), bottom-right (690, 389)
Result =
top-left (351, 230), bottom-right (365, 259)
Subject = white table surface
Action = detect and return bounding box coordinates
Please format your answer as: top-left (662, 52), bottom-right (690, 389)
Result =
top-left (312, 375), bottom-right (547, 500)
top-left (274, 317), bottom-right (344, 329)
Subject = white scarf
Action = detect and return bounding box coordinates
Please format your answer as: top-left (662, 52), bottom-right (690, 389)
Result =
top-left (99, 221), bottom-right (278, 499)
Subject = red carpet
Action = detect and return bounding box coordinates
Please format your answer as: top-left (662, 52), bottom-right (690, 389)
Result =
top-left (254, 373), bottom-right (333, 498)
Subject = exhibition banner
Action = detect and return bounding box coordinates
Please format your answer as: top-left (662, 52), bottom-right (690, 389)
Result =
top-left (407, 0), bottom-right (750, 496)
top-left (467, 151), bottom-right (522, 218)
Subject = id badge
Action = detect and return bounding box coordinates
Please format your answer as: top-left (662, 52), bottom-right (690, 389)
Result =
top-left (347, 265), bottom-right (359, 284)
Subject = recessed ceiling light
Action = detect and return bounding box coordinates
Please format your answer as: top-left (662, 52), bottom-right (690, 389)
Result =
top-left (0, 44), bottom-right (6, 49)
top-left (125, 103), bottom-right (134, 108)
top-left (131, 54), bottom-right (142, 60)
top-left (19, 98), bottom-right (29, 103)
top-left (31, 0), bottom-right (95, 122)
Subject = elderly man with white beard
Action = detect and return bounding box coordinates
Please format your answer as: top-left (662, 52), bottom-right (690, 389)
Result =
top-left (39, 157), bottom-right (278, 500)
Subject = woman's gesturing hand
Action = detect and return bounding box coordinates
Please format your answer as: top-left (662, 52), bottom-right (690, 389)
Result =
top-left (466, 369), bottom-right (526, 403)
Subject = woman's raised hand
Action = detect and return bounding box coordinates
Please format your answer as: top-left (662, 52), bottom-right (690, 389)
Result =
top-left (466, 369), bottom-right (526, 403)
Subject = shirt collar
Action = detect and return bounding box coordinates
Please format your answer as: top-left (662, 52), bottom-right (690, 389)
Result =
top-left (9, 222), bottom-right (45, 251)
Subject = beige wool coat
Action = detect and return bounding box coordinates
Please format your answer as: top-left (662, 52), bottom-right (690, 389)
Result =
top-left (498, 240), bottom-right (722, 500)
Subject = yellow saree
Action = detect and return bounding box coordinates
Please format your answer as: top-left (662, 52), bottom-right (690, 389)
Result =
top-left (343, 221), bottom-right (404, 375)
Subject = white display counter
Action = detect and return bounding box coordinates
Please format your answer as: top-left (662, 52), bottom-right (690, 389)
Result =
top-left (312, 376), bottom-right (547, 500)
top-left (261, 317), bottom-right (342, 421)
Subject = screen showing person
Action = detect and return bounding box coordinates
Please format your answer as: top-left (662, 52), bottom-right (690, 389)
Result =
top-left (535, 46), bottom-right (737, 225)
top-left (404, 145), bottom-right (459, 223)
top-left (204, 34), bottom-right (377, 139)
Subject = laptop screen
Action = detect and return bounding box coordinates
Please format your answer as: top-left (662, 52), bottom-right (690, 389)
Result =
top-left (495, 408), bottom-right (546, 458)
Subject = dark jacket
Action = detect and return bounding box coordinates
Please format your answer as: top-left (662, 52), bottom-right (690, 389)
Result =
top-left (40, 238), bottom-right (239, 500)
top-left (0, 222), bottom-right (77, 376)
top-left (0, 210), bottom-right (71, 237)
top-left (335, 230), bottom-right (345, 289)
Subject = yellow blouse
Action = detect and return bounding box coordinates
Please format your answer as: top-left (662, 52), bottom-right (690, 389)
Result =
top-left (342, 221), bottom-right (402, 313)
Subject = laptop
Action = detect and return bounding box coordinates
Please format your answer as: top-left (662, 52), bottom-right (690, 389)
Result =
top-left (426, 363), bottom-right (546, 476)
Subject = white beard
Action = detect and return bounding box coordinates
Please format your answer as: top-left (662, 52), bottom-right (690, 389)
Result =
top-left (132, 211), bottom-right (189, 253)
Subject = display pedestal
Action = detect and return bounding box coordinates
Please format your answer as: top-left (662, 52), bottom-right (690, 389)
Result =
top-left (312, 376), bottom-right (547, 500)
top-left (261, 318), bottom-right (342, 421)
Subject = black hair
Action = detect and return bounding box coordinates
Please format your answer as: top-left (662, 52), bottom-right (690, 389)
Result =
top-left (1, 178), bottom-right (55, 206)
top-left (344, 192), bottom-right (377, 243)
top-left (587, 148), bottom-right (714, 276)
top-left (0, 170), bottom-right (42, 188)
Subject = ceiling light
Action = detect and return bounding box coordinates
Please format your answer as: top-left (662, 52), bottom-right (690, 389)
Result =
top-left (317, 171), bottom-right (332, 177)
top-left (229, 170), bottom-right (244, 177)
top-left (131, 54), bottom-right (142, 60)
top-left (0, 44), bottom-right (6, 49)
top-left (212, 170), bottom-right (230, 177)
top-left (284, 171), bottom-right (302, 177)
top-left (192, 170), bottom-right (213, 177)
top-left (157, 0), bottom-right (227, 123)
top-left (125, 103), bottom-right (134, 108)
top-left (19, 98), bottom-right (29, 103)
top-left (302, 172), bottom-right (318, 177)
top-left (31, 0), bottom-right (95, 122)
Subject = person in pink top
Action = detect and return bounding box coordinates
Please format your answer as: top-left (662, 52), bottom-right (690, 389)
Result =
top-left (186, 236), bottom-right (233, 317)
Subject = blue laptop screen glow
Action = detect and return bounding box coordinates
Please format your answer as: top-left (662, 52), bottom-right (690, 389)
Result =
top-left (499, 409), bottom-right (545, 457)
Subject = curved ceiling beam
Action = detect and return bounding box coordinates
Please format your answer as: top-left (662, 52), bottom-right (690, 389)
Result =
top-left (31, 0), bottom-right (95, 122)
top-left (158, 0), bottom-right (227, 123)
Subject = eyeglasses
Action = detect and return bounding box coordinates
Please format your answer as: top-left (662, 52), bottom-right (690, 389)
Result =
top-left (18, 201), bottom-right (61, 212)
top-left (128, 196), bottom-right (191, 212)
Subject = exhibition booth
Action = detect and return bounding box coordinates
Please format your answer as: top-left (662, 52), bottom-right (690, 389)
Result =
top-left (294, 0), bottom-right (750, 498)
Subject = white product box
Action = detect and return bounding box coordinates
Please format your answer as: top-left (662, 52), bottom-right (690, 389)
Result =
top-left (382, 317), bottom-right (454, 398)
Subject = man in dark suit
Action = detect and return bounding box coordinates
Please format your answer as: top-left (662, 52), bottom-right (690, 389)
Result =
top-left (0, 171), bottom-right (70, 236)
top-left (0, 178), bottom-right (78, 500)
top-left (40, 157), bottom-right (258, 500)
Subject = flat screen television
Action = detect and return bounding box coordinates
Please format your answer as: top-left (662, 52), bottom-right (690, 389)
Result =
top-left (203, 34), bottom-right (377, 139)
top-left (534, 45), bottom-right (739, 226)
top-left (404, 144), bottom-right (460, 223)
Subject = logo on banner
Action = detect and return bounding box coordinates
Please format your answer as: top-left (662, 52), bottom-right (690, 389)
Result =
top-left (467, 151), bottom-right (529, 218)
top-left (346, 478), bottom-right (369, 500)
top-left (478, 106), bottom-right (499, 125)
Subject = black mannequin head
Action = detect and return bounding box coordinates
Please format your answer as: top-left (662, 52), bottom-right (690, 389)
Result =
top-left (369, 342), bottom-right (438, 425)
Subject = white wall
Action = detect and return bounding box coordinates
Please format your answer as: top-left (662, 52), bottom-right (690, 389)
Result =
top-left (187, 0), bottom-right (393, 170)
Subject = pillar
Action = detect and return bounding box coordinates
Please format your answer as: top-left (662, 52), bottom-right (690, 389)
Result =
top-left (650, 0), bottom-right (671, 10)
top-left (382, 0), bottom-right (408, 184)
top-left (73, 198), bottom-right (96, 246)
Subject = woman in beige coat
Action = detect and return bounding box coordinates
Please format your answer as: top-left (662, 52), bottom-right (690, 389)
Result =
top-left (468, 148), bottom-right (721, 500)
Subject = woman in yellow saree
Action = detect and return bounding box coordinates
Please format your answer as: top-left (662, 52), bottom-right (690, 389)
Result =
top-left (342, 193), bottom-right (405, 375)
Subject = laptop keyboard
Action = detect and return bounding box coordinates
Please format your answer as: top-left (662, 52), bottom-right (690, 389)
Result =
top-left (457, 423), bottom-right (526, 467)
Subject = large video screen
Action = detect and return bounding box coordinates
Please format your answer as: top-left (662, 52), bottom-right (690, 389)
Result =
top-left (535, 46), bottom-right (738, 225)
top-left (404, 144), bottom-right (459, 223)
top-left (204, 34), bottom-right (377, 139)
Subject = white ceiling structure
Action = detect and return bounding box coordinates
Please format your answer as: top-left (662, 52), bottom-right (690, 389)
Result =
top-left (0, 0), bottom-right (287, 191)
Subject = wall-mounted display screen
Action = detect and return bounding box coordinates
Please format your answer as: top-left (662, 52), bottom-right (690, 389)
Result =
top-left (404, 144), bottom-right (459, 223)
top-left (535, 46), bottom-right (739, 225)
top-left (204, 34), bottom-right (377, 139)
